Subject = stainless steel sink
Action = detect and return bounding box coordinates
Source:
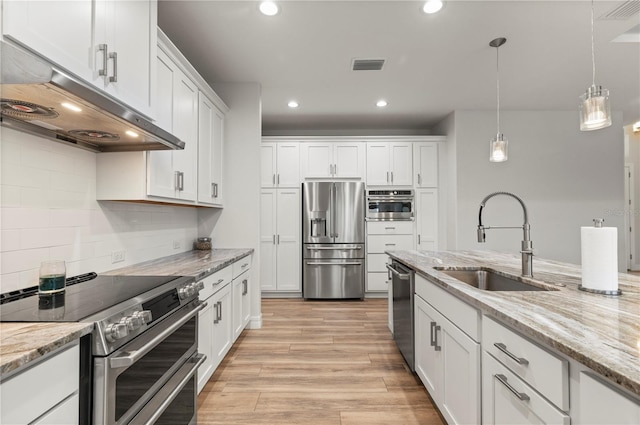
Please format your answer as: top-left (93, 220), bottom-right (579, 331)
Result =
top-left (433, 267), bottom-right (557, 292)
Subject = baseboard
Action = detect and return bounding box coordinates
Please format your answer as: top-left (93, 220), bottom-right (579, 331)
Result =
top-left (261, 292), bottom-right (303, 298)
top-left (248, 314), bottom-right (262, 329)
top-left (365, 292), bottom-right (387, 299)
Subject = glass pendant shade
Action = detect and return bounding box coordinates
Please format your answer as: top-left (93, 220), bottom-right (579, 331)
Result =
top-left (489, 133), bottom-right (508, 162)
top-left (579, 85), bottom-right (612, 131)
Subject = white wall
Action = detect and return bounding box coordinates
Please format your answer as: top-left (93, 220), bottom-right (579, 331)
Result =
top-left (198, 82), bottom-right (262, 327)
top-left (445, 110), bottom-right (625, 270)
top-left (0, 128), bottom-right (198, 293)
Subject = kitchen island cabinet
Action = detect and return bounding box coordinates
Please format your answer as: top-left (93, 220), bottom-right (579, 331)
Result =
top-left (387, 250), bottom-right (640, 424)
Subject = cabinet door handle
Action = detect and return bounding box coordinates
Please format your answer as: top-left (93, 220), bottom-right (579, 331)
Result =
top-left (434, 325), bottom-right (441, 351)
top-left (418, 234), bottom-right (421, 245)
top-left (495, 374), bottom-right (530, 401)
top-left (219, 301), bottom-right (223, 321)
top-left (175, 171), bottom-right (181, 191)
top-left (391, 171), bottom-right (394, 183)
top-left (108, 51), bottom-right (118, 83)
top-left (242, 279), bottom-right (248, 295)
top-left (386, 171), bottom-right (390, 183)
top-left (277, 174), bottom-right (280, 184)
top-left (179, 172), bottom-right (185, 191)
top-left (98, 44), bottom-right (108, 76)
top-left (430, 321), bottom-right (437, 347)
top-left (272, 174), bottom-right (276, 185)
top-left (276, 234), bottom-right (280, 244)
top-left (213, 302), bottom-right (220, 324)
top-left (494, 343), bottom-right (529, 365)
top-left (213, 183), bottom-right (219, 198)
top-left (418, 173), bottom-right (422, 185)
top-left (211, 183), bottom-right (215, 198)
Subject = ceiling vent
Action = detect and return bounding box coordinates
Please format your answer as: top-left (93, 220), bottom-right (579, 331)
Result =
top-left (351, 58), bottom-right (385, 71)
top-left (599, 0), bottom-right (640, 20)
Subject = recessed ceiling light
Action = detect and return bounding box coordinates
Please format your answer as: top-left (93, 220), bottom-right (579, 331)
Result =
top-left (125, 130), bottom-right (139, 138)
top-left (288, 100), bottom-right (299, 108)
top-left (259, 1), bottom-right (279, 16)
top-left (376, 100), bottom-right (388, 108)
top-left (61, 102), bottom-right (82, 112)
top-left (422, 0), bottom-right (443, 14)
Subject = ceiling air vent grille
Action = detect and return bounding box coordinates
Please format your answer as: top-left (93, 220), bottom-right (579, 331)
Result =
top-left (352, 59), bottom-right (385, 71)
top-left (599, 0), bottom-right (640, 20)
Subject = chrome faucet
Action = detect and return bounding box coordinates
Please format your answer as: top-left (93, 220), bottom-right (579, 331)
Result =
top-left (477, 191), bottom-right (533, 277)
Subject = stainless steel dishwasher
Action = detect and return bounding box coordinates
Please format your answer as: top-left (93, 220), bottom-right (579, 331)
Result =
top-left (387, 260), bottom-right (415, 371)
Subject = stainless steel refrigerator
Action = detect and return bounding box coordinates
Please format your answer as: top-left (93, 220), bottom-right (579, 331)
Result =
top-left (302, 181), bottom-right (366, 299)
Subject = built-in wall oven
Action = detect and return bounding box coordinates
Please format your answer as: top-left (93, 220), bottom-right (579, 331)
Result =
top-left (366, 189), bottom-right (414, 221)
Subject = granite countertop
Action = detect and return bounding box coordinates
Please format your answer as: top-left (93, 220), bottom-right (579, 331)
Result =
top-left (0, 322), bottom-right (93, 380)
top-left (387, 250), bottom-right (640, 398)
top-left (0, 248), bottom-right (253, 379)
top-left (104, 248), bottom-right (253, 279)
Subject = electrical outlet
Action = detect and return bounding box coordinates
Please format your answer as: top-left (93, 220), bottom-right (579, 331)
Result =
top-left (173, 240), bottom-right (181, 250)
top-left (111, 250), bottom-right (125, 264)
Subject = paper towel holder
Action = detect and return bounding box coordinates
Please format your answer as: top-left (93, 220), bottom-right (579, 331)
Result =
top-left (578, 218), bottom-right (622, 296)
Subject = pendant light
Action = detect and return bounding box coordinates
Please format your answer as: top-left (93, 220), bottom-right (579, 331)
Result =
top-left (579, 0), bottom-right (611, 131)
top-left (489, 37), bottom-right (508, 162)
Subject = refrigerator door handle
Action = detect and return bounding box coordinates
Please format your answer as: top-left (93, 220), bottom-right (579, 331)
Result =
top-left (306, 246), bottom-right (361, 250)
top-left (306, 261), bottom-right (363, 266)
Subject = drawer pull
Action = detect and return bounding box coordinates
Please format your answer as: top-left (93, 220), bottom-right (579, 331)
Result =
top-left (494, 342), bottom-right (529, 365)
top-left (430, 321), bottom-right (437, 347)
top-left (495, 374), bottom-right (530, 401)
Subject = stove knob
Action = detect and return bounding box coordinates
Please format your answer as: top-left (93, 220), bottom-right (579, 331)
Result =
top-left (120, 315), bottom-right (142, 331)
top-left (133, 310), bottom-right (153, 324)
top-left (105, 322), bottom-right (129, 342)
top-left (178, 286), bottom-right (189, 299)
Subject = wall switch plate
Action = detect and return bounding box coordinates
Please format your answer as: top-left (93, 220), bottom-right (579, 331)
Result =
top-left (173, 240), bottom-right (181, 250)
top-left (111, 250), bottom-right (125, 263)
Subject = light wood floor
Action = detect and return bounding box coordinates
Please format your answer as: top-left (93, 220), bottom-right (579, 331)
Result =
top-left (197, 298), bottom-right (445, 425)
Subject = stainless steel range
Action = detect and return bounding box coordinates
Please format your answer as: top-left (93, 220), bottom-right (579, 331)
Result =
top-left (0, 273), bottom-right (206, 425)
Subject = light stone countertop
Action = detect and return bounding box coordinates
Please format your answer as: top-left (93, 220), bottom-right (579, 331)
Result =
top-left (0, 248), bottom-right (253, 379)
top-left (387, 250), bottom-right (640, 398)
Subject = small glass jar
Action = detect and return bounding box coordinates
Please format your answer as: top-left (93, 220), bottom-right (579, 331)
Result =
top-left (195, 237), bottom-right (212, 250)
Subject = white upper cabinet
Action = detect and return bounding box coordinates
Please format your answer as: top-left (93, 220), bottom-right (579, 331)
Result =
top-left (3, 0), bottom-right (156, 117)
top-left (416, 189), bottom-right (438, 251)
top-left (300, 142), bottom-right (365, 179)
top-left (366, 141), bottom-right (412, 186)
top-left (261, 143), bottom-right (300, 188)
top-left (414, 142), bottom-right (438, 188)
top-left (197, 92), bottom-right (225, 206)
top-left (148, 48), bottom-right (198, 202)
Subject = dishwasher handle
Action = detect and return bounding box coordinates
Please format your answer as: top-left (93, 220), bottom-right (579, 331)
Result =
top-left (386, 263), bottom-right (410, 280)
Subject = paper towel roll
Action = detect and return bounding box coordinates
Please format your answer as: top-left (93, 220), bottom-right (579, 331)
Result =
top-left (581, 226), bottom-right (618, 292)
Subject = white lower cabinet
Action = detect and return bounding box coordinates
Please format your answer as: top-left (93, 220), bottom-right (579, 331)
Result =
top-left (197, 256), bottom-right (252, 394)
top-left (0, 343), bottom-right (79, 425)
top-left (414, 289), bottom-right (480, 425)
top-left (483, 352), bottom-right (570, 425)
top-left (578, 372), bottom-right (640, 425)
top-left (366, 221), bottom-right (414, 294)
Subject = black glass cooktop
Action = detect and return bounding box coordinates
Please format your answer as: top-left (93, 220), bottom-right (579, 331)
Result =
top-left (0, 274), bottom-right (184, 322)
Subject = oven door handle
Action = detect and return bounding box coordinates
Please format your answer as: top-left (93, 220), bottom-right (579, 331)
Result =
top-left (109, 301), bottom-right (206, 369)
top-left (130, 353), bottom-right (206, 425)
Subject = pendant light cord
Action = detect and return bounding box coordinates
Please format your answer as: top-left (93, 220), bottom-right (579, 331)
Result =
top-left (496, 44), bottom-right (500, 134)
top-left (591, 0), bottom-right (596, 87)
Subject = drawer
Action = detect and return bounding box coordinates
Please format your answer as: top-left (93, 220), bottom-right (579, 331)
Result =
top-left (1, 344), bottom-right (79, 425)
top-left (32, 393), bottom-right (79, 425)
top-left (367, 272), bottom-right (389, 292)
top-left (482, 352), bottom-right (570, 425)
top-left (415, 274), bottom-right (479, 341)
top-left (199, 265), bottom-right (233, 300)
top-left (367, 253), bottom-right (390, 273)
top-left (232, 254), bottom-right (253, 279)
top-left (367, 220), bottom-right (414, 235)
top-left (483, 316), bottom-right (569, 411)
top-left (367, 234), bottom-right (414, 253)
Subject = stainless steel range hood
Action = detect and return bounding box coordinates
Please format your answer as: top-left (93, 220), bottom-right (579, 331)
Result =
top-left (0, 41), bottom-right (185, 152)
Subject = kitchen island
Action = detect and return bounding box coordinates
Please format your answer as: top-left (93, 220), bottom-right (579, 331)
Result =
top-left (388, 249), bottom-right (640, 423)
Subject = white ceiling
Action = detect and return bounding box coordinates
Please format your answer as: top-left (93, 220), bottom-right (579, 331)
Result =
top-left (158, 0), bottom-right (640, 133)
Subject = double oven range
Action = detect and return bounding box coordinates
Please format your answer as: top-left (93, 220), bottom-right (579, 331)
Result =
top-left (0, 273), bottom-right (205, 425)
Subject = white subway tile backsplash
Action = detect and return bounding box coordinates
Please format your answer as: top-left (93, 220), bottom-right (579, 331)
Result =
top-left (1, 129), bottom-right (199, 292)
